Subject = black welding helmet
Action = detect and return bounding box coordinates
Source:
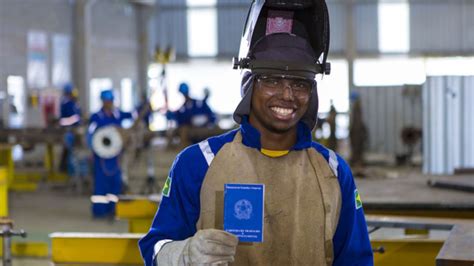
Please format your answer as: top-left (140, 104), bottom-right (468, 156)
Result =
top-left (233, 0), bottom-right (331, 130)
top-left (233, 0), bottom-right (331, 77)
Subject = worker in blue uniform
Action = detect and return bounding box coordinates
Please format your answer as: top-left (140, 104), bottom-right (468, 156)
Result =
top-left (59, 83), bottom-right (82, 174)
top-left (140, 1), bottom-right (373, 265)
top-left (173, 82), bottom-right (216, 128)
top-left (59, 83), bottom-right (81, 127)
top-left (136, 93), bottom-right (153, 129)
top-left (88, 90), bottom-right (134, 218)
top-left (168, 83), bottom-right (217, 147)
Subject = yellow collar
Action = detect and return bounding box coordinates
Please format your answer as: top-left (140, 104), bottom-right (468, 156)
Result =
top-left (260, 148), bottom-right (289, 158)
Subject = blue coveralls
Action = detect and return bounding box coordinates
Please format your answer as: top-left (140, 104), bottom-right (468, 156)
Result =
top-left (60, 96), bottom-right (82, 126)
top-left (139, 118), bottom-right (374, 266)
top-left (88, 108), bottom-right (133, 217)
top-left (173, 98), bottom-right (216, 127)
top-left (59, 96), bottom-right (82, 176)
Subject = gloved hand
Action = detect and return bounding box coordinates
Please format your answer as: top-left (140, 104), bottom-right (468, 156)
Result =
top-left (156, 229), bottom-right (239, 266)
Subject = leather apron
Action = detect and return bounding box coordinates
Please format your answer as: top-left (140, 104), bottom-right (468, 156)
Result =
top-left (197, 132), bottom-right (342, 265)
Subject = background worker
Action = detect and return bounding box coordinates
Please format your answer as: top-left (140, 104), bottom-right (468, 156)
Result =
top-left (59, 83), bottom-right (82, 127)
top-left (87, 90), bottom-right (134, 218)
top-left (349, 91), bottom-right (368, 170)
top-left (327, 100), bottom-right (338, 152)
top-left (139, 1), bottom-right (373, 265)
top-left (59, 83), bottom-right (82, 175)
top-left (168, 82), bottom-right (217, 147)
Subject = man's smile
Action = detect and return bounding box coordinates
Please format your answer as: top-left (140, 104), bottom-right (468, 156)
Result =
top-left (270, 106), bottom-right (296, 120)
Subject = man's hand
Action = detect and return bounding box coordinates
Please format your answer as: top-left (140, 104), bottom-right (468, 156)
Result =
top-left (156, 229), bottom-right (239, 266)
top-left (184, 229), bottom-right (239, 265)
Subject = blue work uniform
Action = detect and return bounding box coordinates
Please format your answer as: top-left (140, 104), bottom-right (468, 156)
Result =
top-left (173, 99), bottom-right (216, 127)
top-left (59, 96), bottom-right (82, 176)
top-left (139, 117), bottom-right (374, 266)
top-left (60, 96), bottom-right (82, 126)
top-left (88, 108), bottom-right (133, 217)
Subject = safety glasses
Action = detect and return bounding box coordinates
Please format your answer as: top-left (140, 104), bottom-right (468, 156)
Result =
top-left (256, 75), bottom-right (313, 97)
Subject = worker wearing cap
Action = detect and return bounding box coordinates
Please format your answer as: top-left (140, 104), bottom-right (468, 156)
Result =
top-left (59, 83), bottom-right (82, 174)
top-left (88, 90), bottom-right (134, 218)
top-left (59, 83), bottom-right (82, 127)
top-left (139, 1), bottom-right (373, 265)
top-left (168, 82), bottom-right (217, 146)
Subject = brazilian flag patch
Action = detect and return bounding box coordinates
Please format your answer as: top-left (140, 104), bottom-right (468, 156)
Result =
top-left (354, 189), bottom-right (362, 210)
top-left (162, 176), bottom-right (172, 197)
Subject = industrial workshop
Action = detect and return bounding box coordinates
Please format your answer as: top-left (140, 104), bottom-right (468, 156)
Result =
top-left (0, 0), bottom-right (473, 265)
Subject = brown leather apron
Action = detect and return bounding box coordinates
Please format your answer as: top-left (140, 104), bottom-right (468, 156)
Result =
top-left (197, 132), bottom-right (342, 265)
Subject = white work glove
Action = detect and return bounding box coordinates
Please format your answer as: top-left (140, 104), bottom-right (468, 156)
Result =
top-left (156, 229), bottom-right (239, 266)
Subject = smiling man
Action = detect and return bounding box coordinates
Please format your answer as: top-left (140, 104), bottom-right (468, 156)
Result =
top-left (139, 1), bottom-right (373, 265)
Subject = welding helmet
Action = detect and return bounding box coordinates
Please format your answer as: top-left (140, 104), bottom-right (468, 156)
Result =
top-left (233, 0), bottom-right (331, 130)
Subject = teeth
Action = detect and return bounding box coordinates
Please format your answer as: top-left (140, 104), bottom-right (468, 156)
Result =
top-left (271, 107), bottom-right (293, 116)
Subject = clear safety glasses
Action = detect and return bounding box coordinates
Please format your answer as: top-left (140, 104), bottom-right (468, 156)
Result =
top-left (256, 75), bottom-right (313, 97)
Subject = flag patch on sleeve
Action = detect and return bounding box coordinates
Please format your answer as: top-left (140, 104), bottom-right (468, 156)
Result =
top-left (162, 176), bottom-right (172, 197)
top-left (354, 189), bottom-right (362, 210)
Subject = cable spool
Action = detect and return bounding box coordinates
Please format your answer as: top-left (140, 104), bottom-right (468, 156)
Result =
top-left (91, 126), bottom-right (123, 159)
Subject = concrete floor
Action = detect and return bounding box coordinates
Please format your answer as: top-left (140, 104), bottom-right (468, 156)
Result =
top-left (356, 166), bottom-right (474, 205)
top-left (4, 145), bottom-right (474, 265)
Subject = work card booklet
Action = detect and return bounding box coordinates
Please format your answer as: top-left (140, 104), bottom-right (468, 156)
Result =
top-left (223, 183), bottom-right (264, 242)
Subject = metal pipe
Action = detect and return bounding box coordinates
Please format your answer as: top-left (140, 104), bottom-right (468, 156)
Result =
top-left (1, 222), bottom-right (27, 266)
top-left (2, 224), bottom-right (12, 266)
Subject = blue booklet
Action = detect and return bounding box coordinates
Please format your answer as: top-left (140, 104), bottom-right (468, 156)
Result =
top-left (223, 183), bottom-right (264, 242)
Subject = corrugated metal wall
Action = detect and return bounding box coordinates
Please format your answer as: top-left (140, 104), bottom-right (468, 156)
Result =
top-left (150, 0), bottom-right (474, 58)
top-left (154, 0), bottom-right (188, 57)
top-left (0, 0), bottom-right (73, 86)
top-left (355, 3), bottom-right (378, 54)
top-left (327, 1), bottom-right (346, 54)
top-left (217, 0), bottom-right (248, 57)
top-left (354, 86), bottom-right (423, 156)
top-left (152, 0), bottom-right (382, 58)
top-left (90, 0), bottom-right (138, 84)
top-left (423, 76), bottom-right (474, 175)
top-left (410, 0), bottom-right (474, 54)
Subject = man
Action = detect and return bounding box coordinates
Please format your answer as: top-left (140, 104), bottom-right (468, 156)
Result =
top-left (59, 83), bottom-right (81, 127)
top-left (349, 91), bottom-right (368, 169)
top-left (59, 83), bottom-right (82, 174)
top-left (172, 82), bottom-right (216, 128)
top-left (327, 100), bottom-right (338, 152)
top-left (136, 93), bottom-right (153, 130)
top-left (168, 82), bottom-right (217, 147)
top-left (139, 1), bottom-right (373, 265)
top-left (88, 90), bottom-right (134, 218)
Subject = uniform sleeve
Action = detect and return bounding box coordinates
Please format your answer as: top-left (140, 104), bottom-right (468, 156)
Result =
top-left (138, 145), bottom-right (208, 266)
top-left (87, 114), bottom-right (98, 148)
top-left (120, 111), bottom-right (134, 120)
top-left (332, 156), bottom-right (373, 266)
top-left (60, 102), bottom-right (67, 118)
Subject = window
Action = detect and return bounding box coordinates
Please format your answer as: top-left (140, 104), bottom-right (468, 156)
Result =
top-left (316, 60), bottom-right (349, 113)
top-left (120, 78), bottom-right (134, 112)
top-left (187, 0), bottom-right (217, 57)
top-left (354, 57), bottom-right (425, 86)
top-left (378, 1), bottom-right (410, 53)
top-left (354, 56), bottom-right (474, 87)
top-left (7, 76), bottom-right (26, 128)
top-left (425, 57), bottom-right (474, 76)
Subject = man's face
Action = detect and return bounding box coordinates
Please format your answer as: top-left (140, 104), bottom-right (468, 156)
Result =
top-left (249, 74), bottom-right (312, 134)
top-left (102, 100), bottom-right (114, 111)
